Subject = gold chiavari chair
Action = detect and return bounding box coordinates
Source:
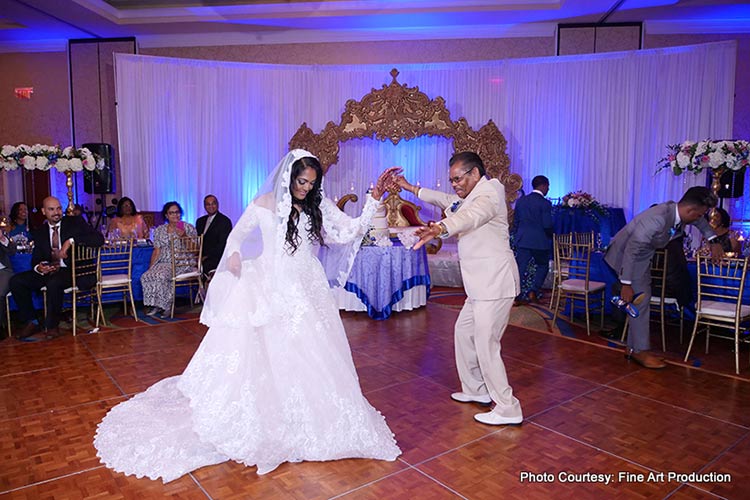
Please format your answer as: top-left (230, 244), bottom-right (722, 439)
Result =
top-left (549, 233), bottom-right (573, 308)
top-left (60, 242), bottom-right (100, 336)
top-left (620, 249), bottom-right (684, 352)
top-left (170, 234), bottom-right (203, 318)
top-left (4, 292), bottom-right (10, 336)
top-left (96, 239), bottom-right (138, 327)
top-left (573, 231), bottom-right (596, 247)
top-left (551, 240), bottom-right (606, 336)
top-left (684, 255), bottom-right (750, 375)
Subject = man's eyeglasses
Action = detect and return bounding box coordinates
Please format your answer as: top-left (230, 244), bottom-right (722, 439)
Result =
top-left (449, 166), bottom-right (475, 185)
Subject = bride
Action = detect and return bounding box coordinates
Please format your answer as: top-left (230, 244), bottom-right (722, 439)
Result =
top-left (94, 149), bottom-right (402, 481)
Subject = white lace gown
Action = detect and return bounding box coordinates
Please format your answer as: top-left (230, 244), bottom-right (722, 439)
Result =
top-left (94, 197), bottom-right (401, 482)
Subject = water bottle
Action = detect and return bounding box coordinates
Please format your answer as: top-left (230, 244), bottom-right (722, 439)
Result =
top-left (610, 292), bottom-right (645, 318)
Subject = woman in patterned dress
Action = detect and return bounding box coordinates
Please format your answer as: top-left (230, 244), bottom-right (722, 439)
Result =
top-left (141, 201), bottom-right (198, 317)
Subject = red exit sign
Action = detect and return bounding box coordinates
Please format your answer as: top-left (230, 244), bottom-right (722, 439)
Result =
top-left (14, 87), bottom-right (33, 99)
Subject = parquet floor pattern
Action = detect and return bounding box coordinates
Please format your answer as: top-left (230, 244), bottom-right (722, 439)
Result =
top-left (1, 304), bottom-right (748, 499)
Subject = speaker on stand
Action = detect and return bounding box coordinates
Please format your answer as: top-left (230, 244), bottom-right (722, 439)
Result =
top-left (717, 169), bottom-right (744, 199)
top-left (707, 168), bottom-right (745, 209)
top-left (81, 143), bottom-right (116, 230)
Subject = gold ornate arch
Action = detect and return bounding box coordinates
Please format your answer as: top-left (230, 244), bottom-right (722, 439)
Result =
top-left (289, 69), bottom-right (522, 217)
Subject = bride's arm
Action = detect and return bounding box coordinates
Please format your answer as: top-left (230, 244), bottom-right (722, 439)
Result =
top-left (222, 200), bottom-right (271, 276)
top-left (320, 196), bottom-right (379, 244)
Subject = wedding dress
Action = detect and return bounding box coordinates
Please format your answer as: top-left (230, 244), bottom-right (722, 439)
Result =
top-left (94, 150), bottom-right (401, 482)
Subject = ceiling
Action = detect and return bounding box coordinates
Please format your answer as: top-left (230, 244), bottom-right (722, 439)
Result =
top-left (0, 0), bottom-right (748, 52)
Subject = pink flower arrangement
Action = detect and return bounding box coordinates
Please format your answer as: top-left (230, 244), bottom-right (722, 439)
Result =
top-left (658, 140), bottom-right (750, 175)
top-left (562, 191), bottom-right (597, 208)
top-left (0, 144), bottom-right (104, 173)
top-left (558, 190), bottom-right (608, 219)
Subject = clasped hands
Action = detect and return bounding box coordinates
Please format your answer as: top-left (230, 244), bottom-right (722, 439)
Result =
top-left (371, 167), bottom-right (404, 200)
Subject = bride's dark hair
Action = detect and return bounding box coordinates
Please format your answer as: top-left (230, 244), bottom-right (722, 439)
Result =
top-left (286, 156), bottom-right (325, 254)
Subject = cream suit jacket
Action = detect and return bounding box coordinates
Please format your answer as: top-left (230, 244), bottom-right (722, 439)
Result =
top-left (419, 177), bottom-right (520, 300)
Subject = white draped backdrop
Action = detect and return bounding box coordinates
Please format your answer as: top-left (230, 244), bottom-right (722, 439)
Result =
top-left (113, 41), bottom-right (735, 224)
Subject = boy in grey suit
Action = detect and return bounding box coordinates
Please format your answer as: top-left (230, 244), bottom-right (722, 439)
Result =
top-left (604, 186), bottom-right (722, 368)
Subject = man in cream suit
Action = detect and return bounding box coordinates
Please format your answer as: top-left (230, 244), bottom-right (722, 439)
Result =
top-left (605, 186), bottom-right (721, 369)
top-left (396, 152), bottom-right (522, 425)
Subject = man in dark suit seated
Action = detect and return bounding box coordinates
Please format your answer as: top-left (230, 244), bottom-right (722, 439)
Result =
top-left (513, 175), bottom-right (553, 304)
top-left (196, 194), bottom-right (233, 280)
top-left (10, 196), bottom-right (105, 340)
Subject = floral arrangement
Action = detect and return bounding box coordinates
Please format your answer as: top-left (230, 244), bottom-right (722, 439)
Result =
top-left (657, 140), bottom-right (750, 175)
top-left (561, 190), bottom-right (597, 208)
top-left (558, 190), bottom-right (608, 220)
top-left (0, 144), bottom-right (104, 172)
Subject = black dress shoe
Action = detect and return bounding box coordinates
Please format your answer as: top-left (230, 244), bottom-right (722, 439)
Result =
top-left (17, 322), bottom-right (40, 339)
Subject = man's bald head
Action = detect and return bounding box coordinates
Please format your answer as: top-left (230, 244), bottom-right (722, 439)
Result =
top-left (41, 197), bottom-right (63, 224)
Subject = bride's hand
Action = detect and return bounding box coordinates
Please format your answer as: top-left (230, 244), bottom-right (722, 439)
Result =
top-left (228, 251), bottom-right (242, 277)
top-left (372, 166), bottom-right (404, 200)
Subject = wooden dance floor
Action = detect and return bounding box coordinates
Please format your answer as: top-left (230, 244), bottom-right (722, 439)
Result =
top-left (1, 303), bottom-right (749, 499)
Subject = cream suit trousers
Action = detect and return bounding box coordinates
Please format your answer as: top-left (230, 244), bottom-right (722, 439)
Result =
top-left (454, 297), bottom-right (522, 418)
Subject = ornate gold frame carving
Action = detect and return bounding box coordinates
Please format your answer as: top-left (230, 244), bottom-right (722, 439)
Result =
top-left (289, 69), bottom-right (522, 217)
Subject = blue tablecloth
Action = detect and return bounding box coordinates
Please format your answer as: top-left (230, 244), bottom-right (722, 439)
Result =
top-left (321, 242), bottom-right (430, 320)
top-left (553, 207), bottom-right (627, 247)
top-left (9, 246), bottom-right (154, 306)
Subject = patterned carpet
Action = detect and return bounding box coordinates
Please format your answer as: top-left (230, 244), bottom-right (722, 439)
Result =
top-left (429, 286), bottom-right (750, 380)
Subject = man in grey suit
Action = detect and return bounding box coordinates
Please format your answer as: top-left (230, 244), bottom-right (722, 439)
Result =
top-left (604, 186), bottom-right (722, 368)
top-left (397, 152), bottom-right (522, 426)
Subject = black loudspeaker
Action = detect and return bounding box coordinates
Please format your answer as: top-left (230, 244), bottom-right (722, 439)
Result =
top-left (82, 143), bottom-right (115, 194)
top-left (708, 168), bottom-right (745, 199)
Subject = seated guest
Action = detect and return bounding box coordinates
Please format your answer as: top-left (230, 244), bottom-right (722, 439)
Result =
top-left (708, 207), bottom-right (740, 253)
top-left (196, 194), bottom-right (232, 279)
top-left (141, 201), bottom-right (198, 318)
top-left (107, 197), bottom-right (148, 239)
top-left (10, 196), bottom-right (105, 340)
top-left (8, 201), bottom-right (31, 239)
top-left (0, 216), bottom-right (17, 333)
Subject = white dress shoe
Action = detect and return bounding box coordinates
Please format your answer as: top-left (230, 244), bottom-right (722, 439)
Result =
top-left (451, 392), bottom-right (492, 404)
top-left (474, 410), bottom-right (523, 426)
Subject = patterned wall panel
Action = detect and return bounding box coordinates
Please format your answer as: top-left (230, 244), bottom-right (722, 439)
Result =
top-left (142, 37), bottom-right (555, 64)
top-left (595, 26), bottom-right (641, 53)
top-left (558, 27), bottom-right (595, 56)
